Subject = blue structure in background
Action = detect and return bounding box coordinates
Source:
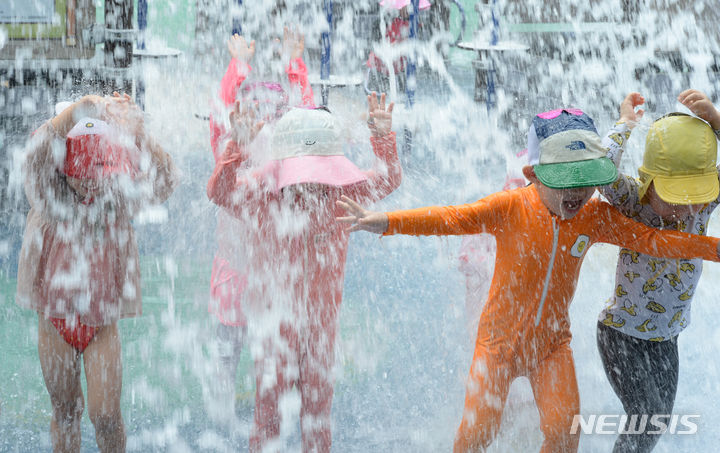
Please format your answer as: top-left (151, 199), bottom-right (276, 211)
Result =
top-left (321, 0), bottom-right (333, 106)
top-left (485, 0), bottom-right (499, 111)
top-left (137, 0), bottom-right (147, 50)
top-left (405, 0), bottom-right (419, 108)
top-left (232, 0), bottom-right (243, 35)
top-left (401, 0), bottom-right (421, 159)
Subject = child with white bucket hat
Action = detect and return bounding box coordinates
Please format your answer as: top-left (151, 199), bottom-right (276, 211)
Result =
top-left (207, 93), bottom-right (402, 452)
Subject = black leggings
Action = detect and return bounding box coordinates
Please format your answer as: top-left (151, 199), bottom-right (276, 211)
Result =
top-left (596, 322), bottom-right (679, 453)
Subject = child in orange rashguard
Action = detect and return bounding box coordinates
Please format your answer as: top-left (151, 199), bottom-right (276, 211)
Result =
top-left (338, 109), bottom-right (720, 453)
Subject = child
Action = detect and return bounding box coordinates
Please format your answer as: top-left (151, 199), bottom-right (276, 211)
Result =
top-left (366, 0), bottom-right (431, 94)
top-left (16, 93), bottom-right (177, 452)
top-left (337, 108), bottom-right (720, 453)
top-left (207, 94), bottom-right (401, 451)
top-left (596, 89), bottom-right (720, 452)
top-left (206, 30), bottom-right (314, 422)
top-left (211, 28), bottom-right (313, 154)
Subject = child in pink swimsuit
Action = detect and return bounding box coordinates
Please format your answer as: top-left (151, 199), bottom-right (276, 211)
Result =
top-left (208, 94), bottom-right (401, 452)
top-left (16, 93), bottom-right (178, 452)
top-left (206, 30), bottom-right (315, 422)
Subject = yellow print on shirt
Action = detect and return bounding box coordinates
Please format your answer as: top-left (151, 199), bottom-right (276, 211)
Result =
top-left (645, 301), bottom-right (666, 313)
top-left (570, 234), bottom-right (590, 258)
top-left (647, 259), bottom-right (665, 273)
top-left (643, 279), bottom-right (661, 294)
top-left (668, 310), bottom-right (683, 328)
top-left (608, 133), bottom-right (625, 146)
top-left (635, 319), bottom-right (657, 332)
top-left (620, 301), bottom-right (637, 316)
top-left (624, 271), bottom-right (641, 283)
top-left (616, 285), bottom-right (628, 298)
top-left (649, 337), bottom-right (665, 342)
top-left (679, 285), bottom-right (694, 301)
top-left (620, 250), bottom-right (639, 264)
top-left (602, 313), bottom-right (625, 328)
top-left (679, 262), bottom-right (695, 274)
top-left (665, 273), bottom-right (681, 290)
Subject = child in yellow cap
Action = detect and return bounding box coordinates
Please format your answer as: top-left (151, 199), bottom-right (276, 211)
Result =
top-left (337, 107), bottom-right (720, 453)
top-left (597, 89), bottom-right (720, 452)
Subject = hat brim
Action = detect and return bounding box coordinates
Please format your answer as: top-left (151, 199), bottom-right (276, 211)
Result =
top-left (275, 155), bottom-right (367, 191)
top-left (534, 157), bottom-right (618, 189)
top-left (653, 173), bottom-right (720, 204)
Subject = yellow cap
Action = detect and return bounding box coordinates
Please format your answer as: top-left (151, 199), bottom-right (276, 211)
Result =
top-left (638, 114), bottom-right (719, 204)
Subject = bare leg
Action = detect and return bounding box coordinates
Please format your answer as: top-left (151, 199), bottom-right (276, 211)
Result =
top-left (38, 316), bottom-right (84, 453)
top-left (84, 322), bottom-right (126, 453)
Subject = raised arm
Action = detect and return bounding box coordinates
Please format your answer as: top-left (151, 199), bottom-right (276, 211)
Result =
top-left (678, 89), bottom-right (720, 135)
top-left (597, 92), bottom-right (644, 215)
top-left (283, 27), bottom-right (315, 108)
top-left (595, 200), bottom-right (720, 262)
top-left (344, 92), bottom-right (402, 204)
top-left (606, 92), bottom-right (644, 167)
top-left (207, 104), bottom-right (275, 217)
top-left (139, 133), bottom-right (179, 204)
top-left (220, 35), bottom-right (255, 108)
top-left (211, 34), bottom-right (255, 157)
top-left (25, 95), bottom-right (113, 217)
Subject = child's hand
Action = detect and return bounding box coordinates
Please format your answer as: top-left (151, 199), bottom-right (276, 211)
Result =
top-left (106, 92), bottom-right (145, 139)
top-left (52, 95), bottom-right (106, 135)
top-left (229, 100), bottom-right (265, 145)
top-left (678, 89), bottom-right (720, 130)
top-left (73, 95), bottom-right (108, 121)
top-left (367, 92), bottom-right (394, 137)
top-left (227, 34), bottom-right (255, 63)
top-left (619, 92), bottom-right (644, 129)
top-left (282, 26), bottom-right (305, 61)
top-left (336, 195), bottom-right (389, 234)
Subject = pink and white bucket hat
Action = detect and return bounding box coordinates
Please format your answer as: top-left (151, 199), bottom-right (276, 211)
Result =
top-left (380, 0), bottom-right (431, 10)
top-left (266, 108), bottom-right (367, 191)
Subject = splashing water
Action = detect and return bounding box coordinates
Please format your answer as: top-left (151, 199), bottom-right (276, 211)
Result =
top-left (2, 1), bottom-right (720, 452)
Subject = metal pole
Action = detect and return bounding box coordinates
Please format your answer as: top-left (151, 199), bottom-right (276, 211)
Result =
top-left (231, 0), bottom-right (243, 35)
top-left (490, 0), bottom-right (499, 46)
top-left (486, 0), bottom-right (499, 112)
top-left (104, 0), bottom-right (134, 95)
top-left (402, 0), bottom-right (420, 159)
top-left (320, 0), bottom-right (332, 105)
top-left (137, 0), bottom-right (147, 50)
top-left (405, 0), bottom-right (419, 108)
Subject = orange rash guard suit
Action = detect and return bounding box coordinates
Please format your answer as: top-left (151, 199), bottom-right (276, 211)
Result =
top-left (384, 185), bottom-right (720, 453)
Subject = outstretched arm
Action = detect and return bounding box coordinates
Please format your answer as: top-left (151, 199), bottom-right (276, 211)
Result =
top-left (343, 92), bottom-right (402, 204)
top-left (337, 190), bottom-right (511, 237)
top-left (336, 195), bottom-right (390, 234)
top-left (596, 200), bottom-right (720, 261)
